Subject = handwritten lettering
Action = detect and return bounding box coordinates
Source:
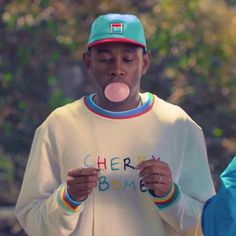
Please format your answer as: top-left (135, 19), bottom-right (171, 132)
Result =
top-left (83, 154), bottom-right (159, 193)
top-left (98, 176), bottom-right (147, 192)
top-left (110, 157), bottom-right (120, 171)
top-left (83, 155), bottom-right (145, 171)
top-left (123, 157), bottom-right (135, 170)
top-left (97, 156), bottom-right (107, 170)
top-left (98, 176), bottom-right (110, 191)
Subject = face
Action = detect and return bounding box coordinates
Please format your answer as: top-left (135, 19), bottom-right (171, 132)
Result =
top-left (83, 42), bottom-right (150, 111)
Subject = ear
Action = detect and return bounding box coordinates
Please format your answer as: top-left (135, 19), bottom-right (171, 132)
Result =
top-left (83, 51), bottom-right (92, 71)
top-left (142, 51), bottom-right (151, 75)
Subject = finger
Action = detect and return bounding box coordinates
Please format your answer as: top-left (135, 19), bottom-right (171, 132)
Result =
top-left (144, 182), bottom-right (163, 189)
top-left (142, 174), bottom-right (168, 184)
top-left (68, 182), bottom-right (98, 192)
top-left (136, 159), bottom-right (169, 170)
top-left (144, 182), bottom-right (170, 194)
top-left (139, 166), bottom-right (171, 178)
top-left (68, 168), bottom-right (100, 176)
top-left (67, 181), bottom-right (98, 202)
top-left (68, 168), bottom-right (100, 177)
top-left (67, 175), bottom-right (99, 186)
top-left (77, 188), bottom-right (96, 197)
top-left (68, 189), bottom-right (93, 201)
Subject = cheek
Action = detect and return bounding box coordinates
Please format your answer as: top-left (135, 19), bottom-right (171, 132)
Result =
top-left (91, 64), bottom-right (108, 79)
top-left (129, 65), bottom-right (143, 82)
top-left (90, 64), bottom-right (105, 79)
top-left (90, 67), bottom-right (107, 90)
top-left (91, 66), bottom-right (100, 75)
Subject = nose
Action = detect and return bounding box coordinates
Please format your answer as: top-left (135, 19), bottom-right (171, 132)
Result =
top-left (109, 59), bottom-right (125, 77)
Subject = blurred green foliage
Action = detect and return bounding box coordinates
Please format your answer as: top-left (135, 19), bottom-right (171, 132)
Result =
top-left (0, 0), bottom-right (236, 205)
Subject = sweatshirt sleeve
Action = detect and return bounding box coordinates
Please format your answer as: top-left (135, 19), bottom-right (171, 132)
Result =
top-left (149, 117), bottom-right (215, 235)
top-left (15, 117), bottom-right (84, 236)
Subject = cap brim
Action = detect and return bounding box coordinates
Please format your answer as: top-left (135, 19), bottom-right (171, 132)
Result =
top-left (87, 38), bottom-right (146, 51)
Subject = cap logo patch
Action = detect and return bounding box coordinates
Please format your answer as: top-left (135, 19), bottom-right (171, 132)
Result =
top-left (110, 23), bottom-right (123, 34)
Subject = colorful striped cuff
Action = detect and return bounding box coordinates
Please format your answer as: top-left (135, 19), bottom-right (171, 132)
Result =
top-left (148, 183), bottom-right (180, 209)
top-left (57, 184), bottom-right (84, 214)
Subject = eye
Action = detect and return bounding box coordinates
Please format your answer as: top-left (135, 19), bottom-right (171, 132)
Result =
top-left (99, 57), bottom-right (113, 63)
top-left (123, 57), bottom-right (134, 63)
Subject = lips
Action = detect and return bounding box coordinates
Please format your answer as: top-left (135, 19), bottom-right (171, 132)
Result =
top-left (104, 82), bottom-right (130, 102)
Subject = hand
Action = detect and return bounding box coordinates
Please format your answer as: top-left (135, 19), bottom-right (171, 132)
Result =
top-left (66, 167), bottom-right (100, 202)
top-left (137, 159), bottom-right (172, 196)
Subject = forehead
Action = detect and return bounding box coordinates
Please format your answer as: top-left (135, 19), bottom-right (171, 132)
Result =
top-left (90, 42), bottom-right (142, 54)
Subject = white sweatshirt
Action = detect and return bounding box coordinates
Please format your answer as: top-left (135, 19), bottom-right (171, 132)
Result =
top-left (15, 92), bottom-right (215, 236)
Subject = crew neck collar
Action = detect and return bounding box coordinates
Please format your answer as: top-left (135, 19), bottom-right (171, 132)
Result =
top-left (84, 92), bottom-right (154, 119)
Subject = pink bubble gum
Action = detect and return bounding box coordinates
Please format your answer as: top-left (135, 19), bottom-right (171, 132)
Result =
top-left (104, 82), bottom-right (130, 102)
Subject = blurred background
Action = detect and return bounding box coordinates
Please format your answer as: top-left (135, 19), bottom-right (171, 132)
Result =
top-left (0, 0), bottom-right (236, 235)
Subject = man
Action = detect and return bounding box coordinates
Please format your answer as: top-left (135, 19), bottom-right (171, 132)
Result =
top-left (201, 156), bottom-right (236, 236)
top-left (15, 13), bottom-right (215, 236)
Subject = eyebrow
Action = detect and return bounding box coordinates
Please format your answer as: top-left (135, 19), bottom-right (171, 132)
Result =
top-left (96, 49), bottom-right (111, 54)
top-left (96, 48), bottom-right (137, 54)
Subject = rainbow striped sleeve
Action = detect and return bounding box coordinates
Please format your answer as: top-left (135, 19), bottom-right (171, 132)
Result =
top-left (57, 184), bottom-right (84, 214)
top-left (148, 183), bottom-right (180, 209)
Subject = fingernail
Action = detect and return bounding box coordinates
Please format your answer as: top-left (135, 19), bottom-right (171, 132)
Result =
top-left (68, 168), bottom-right (75, 175)
top-left (135, 164), bottom-right (140, 170)
top-left (93, 169), bottom-right (101, 174)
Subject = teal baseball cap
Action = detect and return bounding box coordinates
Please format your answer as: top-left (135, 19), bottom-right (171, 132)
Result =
top-left (87, 13), bottom-right (147, 51)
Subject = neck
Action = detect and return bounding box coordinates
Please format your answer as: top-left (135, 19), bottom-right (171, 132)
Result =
top-left (94, 94), bottom-right (141, 112)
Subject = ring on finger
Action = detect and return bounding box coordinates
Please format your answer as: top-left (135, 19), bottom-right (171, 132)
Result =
top-left (157, 173), bottom-right (163, 183)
